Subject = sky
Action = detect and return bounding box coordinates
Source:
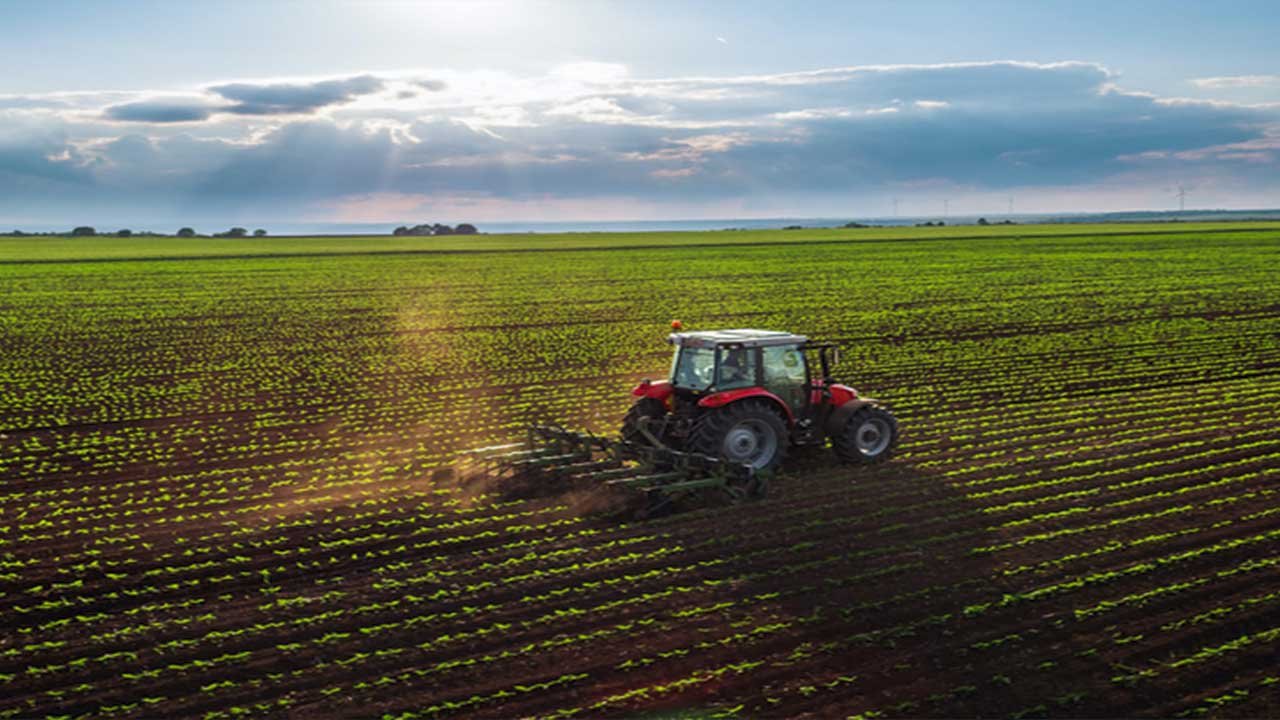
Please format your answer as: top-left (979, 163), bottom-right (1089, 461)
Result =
top-left (2, 0), bottom-right (1280, 229)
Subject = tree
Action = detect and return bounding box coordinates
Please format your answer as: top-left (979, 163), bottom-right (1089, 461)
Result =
top-left (977, 217), bottom-right (989, 226)
top-left (71, 226), bottom-right (96, 236)
top-left (224, 227), bottom-right (248, 238)
top-left (177, 227), bottom-right (196, 237)
top-left (395, 223), bottom-right (471, 236)
top-left (117, 229), bottom-right (133, 237)
top-left (253, 229), bottom-right (267, 237)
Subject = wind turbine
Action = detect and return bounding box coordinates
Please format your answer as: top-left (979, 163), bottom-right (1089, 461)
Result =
top-left (1176, 184), bottom-right (1188, 212)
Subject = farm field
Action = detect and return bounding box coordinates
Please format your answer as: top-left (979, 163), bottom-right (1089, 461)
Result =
top-left (1, 223), bottom-right (1279, 718)
top-left (6, 220), bottom-right (1280, 261)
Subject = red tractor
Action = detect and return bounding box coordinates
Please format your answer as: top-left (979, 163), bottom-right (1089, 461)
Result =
top-left (622, 327), bottom-right (899, 471)
top-left (463, 326), bottom-right (898, 512)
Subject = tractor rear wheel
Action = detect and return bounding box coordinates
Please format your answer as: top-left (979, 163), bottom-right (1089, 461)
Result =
top-left (621, 398), bottom-right (668, 445)
top-left (832, 404), bottom-right (899, 464)
top-left (689, 399), bottom-right (788, 473)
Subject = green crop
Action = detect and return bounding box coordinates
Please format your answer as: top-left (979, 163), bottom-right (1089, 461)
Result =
top-left (1, 223), bottom-right (1278, 719)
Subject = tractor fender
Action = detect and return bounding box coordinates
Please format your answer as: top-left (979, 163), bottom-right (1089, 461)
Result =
top-left (827, 383), bottom-right (858, 406)
top-left (698, 387), bottom-right (794, 423)
top-left (825, 397), bottom-right (879, 437)
top-left (632, 379), bottom-right (674, 402)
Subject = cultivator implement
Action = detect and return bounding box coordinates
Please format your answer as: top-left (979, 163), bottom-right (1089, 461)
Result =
top-left (460, 425), bottom-right (763, 514)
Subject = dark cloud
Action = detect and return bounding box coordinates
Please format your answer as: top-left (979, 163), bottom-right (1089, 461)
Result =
top-left (413, 78), bottom-right (448, 92)
top-left (98, 134), bottom-right (158, 165)
top-left (210, 74), bottom-right (384, 115)
top-left (191, 120), bottom-right (401, 198)
top-left (104, 99), bottom-right (218, 123)
top-left (0, 129), bottom-right (93, 214)
top-left (687, 92), bottom-right (1266, 192)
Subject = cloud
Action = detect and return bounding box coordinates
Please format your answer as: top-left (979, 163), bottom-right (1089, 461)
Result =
top-left (413, 78), bottom-right (448, 92)
top-left (3, 60), bottom-right (1280, 224)
top-left (104, 98), bottom-right (219, 123)
top-left (1192, 75), bottom-right (1280, 89)
top-left (0, 95), bottom-right (71, 110)
top-left (209, 74), bottom-right (385, 115)
top-left (94, 74), bottom-right (398, 124)
top-left (0, 126), bottom-right (95, 217)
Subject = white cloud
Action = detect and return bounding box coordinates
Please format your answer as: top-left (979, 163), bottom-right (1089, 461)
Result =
top-left (545, 96), bottom-right (636, 123)
top-left (772, 109), bottom-right (855, 121)
top-left (651, 167), bottom-right (699, 178)
top-left (1192, 75), bottom-right (1280, 89)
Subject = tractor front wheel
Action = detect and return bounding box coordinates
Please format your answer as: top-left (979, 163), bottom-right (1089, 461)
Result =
top-left (689, 399), bottom-right (788, 473)
top-left (621, 398), bottom-right (668, 446)
top-left (832, 405), bottom-right (899, 464)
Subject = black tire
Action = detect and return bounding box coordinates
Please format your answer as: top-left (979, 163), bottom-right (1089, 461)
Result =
top-left (621, 398), bottom-right (668, 445)
top-left (688, 399), bottom-right (788, 472)
top-left (832, 404), bottom-right (899, 464)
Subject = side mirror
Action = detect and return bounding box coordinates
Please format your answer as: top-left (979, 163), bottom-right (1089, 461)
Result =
top-left (829, 347), bottom-right (842, 367)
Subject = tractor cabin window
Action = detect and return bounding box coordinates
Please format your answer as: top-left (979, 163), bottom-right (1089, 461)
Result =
top-left (763, 345), bottom-right (807, 411)
top-left (716, 346), bottom-right (758, 391)
top-left (673, 346), bottom-right (716, 390)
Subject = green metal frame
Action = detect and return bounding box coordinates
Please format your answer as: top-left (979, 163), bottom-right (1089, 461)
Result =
top-left (462, 423), bottom-right (761, 505)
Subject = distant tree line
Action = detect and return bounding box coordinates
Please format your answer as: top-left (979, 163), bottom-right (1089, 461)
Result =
top-left (914, 219), bottom-right (1017, 227)
top-left (4, 227), bottom-right (270, 238)
top-left (393, 223), bottom-right (479, 236)
top-left (209, 227), bottom-right (269, 238)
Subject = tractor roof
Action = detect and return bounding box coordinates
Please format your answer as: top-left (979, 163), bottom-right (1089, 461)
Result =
top-left (668, 329), bottom-right (809, 348)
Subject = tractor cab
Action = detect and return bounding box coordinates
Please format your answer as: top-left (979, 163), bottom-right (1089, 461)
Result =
top-left (665, 329), bottom-right (847, 417)
top-left (668, 329), bottom-right (809, 406)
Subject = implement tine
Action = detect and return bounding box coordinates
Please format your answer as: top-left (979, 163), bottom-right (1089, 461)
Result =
top-left (460, 442), bottom-right (525, 456)
top-left (604, 471), bottom-right (686, 487)
top-left (465, 423), bottom-right (763, 510)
